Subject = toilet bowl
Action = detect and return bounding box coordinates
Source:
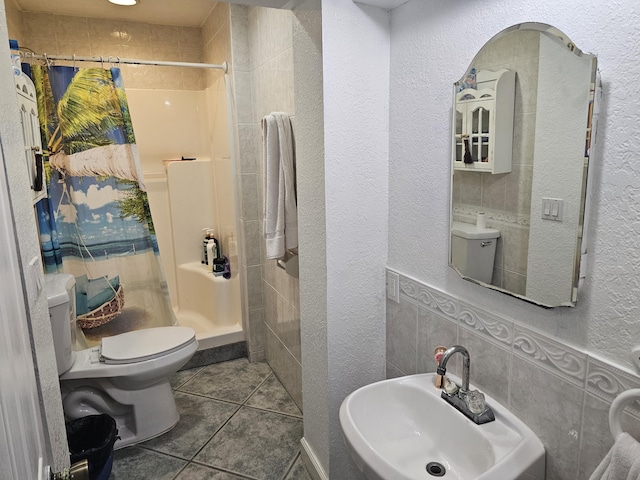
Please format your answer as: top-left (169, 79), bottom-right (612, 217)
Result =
top-left (45, 273), bottom-right (197, 449)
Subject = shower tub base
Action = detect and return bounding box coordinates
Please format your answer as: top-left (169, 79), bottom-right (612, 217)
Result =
top-left (174, 261), bottom-right (244, 352)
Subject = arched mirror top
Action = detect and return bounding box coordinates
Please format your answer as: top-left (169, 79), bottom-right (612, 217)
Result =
top-left (449, 23), bottom-right (600, 308)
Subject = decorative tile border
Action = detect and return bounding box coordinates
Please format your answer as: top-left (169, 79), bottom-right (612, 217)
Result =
top-left (587, 356), bottom-right (640, 416)
top-left (453, 203), bottom-right (530, 227)
top-left (397, 273), bottom-right (458, 320)
top-left (512, 325), bottom-right (588, 388)
top-left (389, 268), bottom-right (640, 398)
top-left (458, 300), bottom-right (513, 348)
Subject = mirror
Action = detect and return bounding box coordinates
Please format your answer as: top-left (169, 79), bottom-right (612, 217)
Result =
top-left (449, 23), bottom-right (599, 308)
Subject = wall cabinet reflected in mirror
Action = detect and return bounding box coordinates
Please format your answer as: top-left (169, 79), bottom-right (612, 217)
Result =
top-left (449, 23), bottom-right (600, 308)
top-left (453, 69), bottom-right (515, 174)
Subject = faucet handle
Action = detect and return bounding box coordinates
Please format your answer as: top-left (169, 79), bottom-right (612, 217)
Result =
top-left (465, 390), bottom-right (487, 414)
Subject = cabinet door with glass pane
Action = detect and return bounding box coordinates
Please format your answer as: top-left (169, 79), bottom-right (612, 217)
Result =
top-left (452, 69), bottom-right (515, 174)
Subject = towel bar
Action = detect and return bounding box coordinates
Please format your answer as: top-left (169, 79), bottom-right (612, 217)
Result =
top-left (609, 388), bottom-right (640, 440)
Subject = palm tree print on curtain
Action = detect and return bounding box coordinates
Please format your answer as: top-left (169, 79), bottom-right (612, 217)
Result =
top-left (32, 65), bottom-right (174, 344)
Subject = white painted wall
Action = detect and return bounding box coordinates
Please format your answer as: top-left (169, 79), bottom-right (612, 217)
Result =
top-left (0, 0), bottom-right (68, 471)
top-left (527, 34), bottom-right (593, 306)
top-left (319, 0), bottom-right (389, 477)
top-left (388, 0), bottom-right (640, 369)
top-left (293, 5), bottom-right (331, 476)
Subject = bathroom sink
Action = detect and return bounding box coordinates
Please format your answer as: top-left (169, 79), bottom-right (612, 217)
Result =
top-left (339, 373), bottom-right (545, 480)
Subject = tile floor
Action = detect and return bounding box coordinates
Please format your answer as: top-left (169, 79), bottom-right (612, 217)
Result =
top-left (111, 358), bottom-right (311, 480)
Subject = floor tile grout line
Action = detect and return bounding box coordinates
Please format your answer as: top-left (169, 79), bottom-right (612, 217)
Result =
top-left (281, 450), bottom-right (302, 480)
top-left (169, 461), bottom-right (191, 480)
top-left (188, 458), bottom-right (261, 480)
top-left (172, 366), bottom-right (205, 390)
top-left (241, 371), bottom-right (275, 407)
top-left (131, 360), bottom-right (304, 479)
top-left (173, 388), bottom-right (245, 407)
top-left (242, 403), bottom-right (303, 419)
top-left (184, 402), bottom-right (244, 462)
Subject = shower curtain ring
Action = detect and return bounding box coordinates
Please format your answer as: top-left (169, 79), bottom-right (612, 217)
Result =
top-left (100, 56), bottom-right (104, 68)
top-left (73, 54), bottom-right (77, 70)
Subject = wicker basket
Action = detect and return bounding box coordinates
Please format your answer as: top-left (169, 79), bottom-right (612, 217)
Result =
top-left (77, 285), bottom-right (124, 329)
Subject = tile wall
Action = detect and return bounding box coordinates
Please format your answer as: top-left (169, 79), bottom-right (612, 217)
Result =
top-left (386, 268), bottom-right (640, 480)
top-left (451, 29), bottom-right (539, 295)
top-left (4, 0), bottom-right (22, 43)
top-left (19, 11), bottom-right (205, 90)
top-left (226, 5), bottom-right (301, 409)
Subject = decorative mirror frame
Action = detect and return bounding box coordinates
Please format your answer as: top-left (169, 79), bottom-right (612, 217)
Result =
top-left (449, 23), bottom-right (601, 308)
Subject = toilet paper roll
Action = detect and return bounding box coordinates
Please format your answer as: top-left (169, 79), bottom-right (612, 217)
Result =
top-left (477, 212), bottom-right (486, 229)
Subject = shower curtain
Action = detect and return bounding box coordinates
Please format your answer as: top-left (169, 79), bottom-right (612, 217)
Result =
top-left (31, 65), bottom-right (175, 344)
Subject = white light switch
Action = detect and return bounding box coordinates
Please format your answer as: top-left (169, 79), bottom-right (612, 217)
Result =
top-left (387, 270), bottom-right (400, 303)
top-left (542, 198), bottom-right (564, 222)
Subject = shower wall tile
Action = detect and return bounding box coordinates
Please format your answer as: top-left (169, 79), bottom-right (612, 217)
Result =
top-left (120, 21), bottom-right (151, 47)
top-left (248, 308), bottom-right (265, 358)
top-left (54, 15), bottom-right (88, 43)
top-left (243, 221), bottom-right (261, 266)
top-left (234, 71), bottom-right (254, 123)
top-left (236, 6), bottom-right (299, 406)
top-left (265, 325), bottom-right (303, 411)
top-left (246, 265), bottom-right (263, 310)
top-left (21, 14), bottom-right (207, 91)
top-left (5, 0), bottom-right (24, 44)
top-left (22, 13), bottom-right (53, 41)
top-left (239, 174), bottom-right (259, 221)
top-left (387, 269), bottom-right (640, 480)
top-left (237, 124), bottom-right (260, 173)
top-left (230, 4), bottom-right (248, 18)
top-left (230, 14), bottom-right (250, 72)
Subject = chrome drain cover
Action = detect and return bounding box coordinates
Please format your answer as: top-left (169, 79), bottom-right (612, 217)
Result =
top-left (426, 462), bottom-right (446, 477)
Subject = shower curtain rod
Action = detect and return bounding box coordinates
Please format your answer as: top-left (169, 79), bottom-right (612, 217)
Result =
top-left (19, 52), bottom-right (228, 73)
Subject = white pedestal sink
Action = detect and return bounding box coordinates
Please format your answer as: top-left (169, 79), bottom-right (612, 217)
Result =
top-left (339, 373), bottom-right (545, 480)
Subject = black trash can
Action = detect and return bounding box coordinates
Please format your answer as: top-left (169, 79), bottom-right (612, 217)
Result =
top-left (66, 414), bottom-right (118, 480)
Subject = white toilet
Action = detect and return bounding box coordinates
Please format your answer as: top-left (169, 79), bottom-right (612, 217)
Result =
top-left (451, 220), bottom-right (501, 284)
top-left (45, 273), bottom-right (198, 449)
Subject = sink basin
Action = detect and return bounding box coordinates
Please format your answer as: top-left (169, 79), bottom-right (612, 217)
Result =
top-left (339, 373), bottom-right (545, 480)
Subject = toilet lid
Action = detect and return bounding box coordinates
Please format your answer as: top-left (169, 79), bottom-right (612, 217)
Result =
top-left (99, 326), bottom-right (196, 364)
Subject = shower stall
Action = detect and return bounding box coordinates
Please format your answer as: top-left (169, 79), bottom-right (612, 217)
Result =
top-left (126, 75), bottom-right (244, 351)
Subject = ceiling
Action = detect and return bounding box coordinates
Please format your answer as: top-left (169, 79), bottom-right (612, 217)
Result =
top-left (12, 0), bottom-right (307, 27)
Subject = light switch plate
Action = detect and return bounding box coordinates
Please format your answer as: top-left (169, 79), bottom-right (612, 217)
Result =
top-left (387, 271), bottom-right (400, 303)
top-left (541, 197), bottom-right (564, 221)
top-left (632, 345), bottom-right (640, 371)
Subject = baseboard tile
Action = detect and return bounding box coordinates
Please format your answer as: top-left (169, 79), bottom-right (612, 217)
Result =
top-left (300, 437), bottom-right (329, 480)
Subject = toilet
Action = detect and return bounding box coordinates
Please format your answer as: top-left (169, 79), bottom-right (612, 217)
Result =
top-left (451, 220), bottom-right (501, 284)
top-left (45, 273), bottom-right (198, 449)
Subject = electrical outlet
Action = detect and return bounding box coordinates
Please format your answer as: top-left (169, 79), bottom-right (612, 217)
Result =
top-left (387, 271), bottom-right (400, 303)
top-left (632, 345), bottom-right (640, 371)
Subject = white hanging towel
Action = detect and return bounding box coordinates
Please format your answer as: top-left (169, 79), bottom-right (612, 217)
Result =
top-left (262, 112), bottom-right (297, 259)
top-left (589, 432), bottom-right (640, 480)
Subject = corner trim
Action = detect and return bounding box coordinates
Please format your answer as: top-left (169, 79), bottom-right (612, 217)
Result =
top-left (300, 437), bottom-right (329, 480)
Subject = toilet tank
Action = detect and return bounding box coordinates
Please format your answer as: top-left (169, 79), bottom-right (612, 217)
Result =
top-left (44, 273), bottom-right (76, 375)
top-left (451, 221), bottom-right (501, 284)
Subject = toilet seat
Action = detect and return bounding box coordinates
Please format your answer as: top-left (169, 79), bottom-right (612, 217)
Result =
top-left (100, 326), bottom-right (196, 364)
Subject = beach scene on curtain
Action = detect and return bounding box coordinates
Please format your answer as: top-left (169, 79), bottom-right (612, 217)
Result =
top-left (31, 65), bottom-right (175, 345)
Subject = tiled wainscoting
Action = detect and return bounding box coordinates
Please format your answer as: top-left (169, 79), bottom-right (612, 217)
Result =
top-left (386, 269), bottom-right (640, 480)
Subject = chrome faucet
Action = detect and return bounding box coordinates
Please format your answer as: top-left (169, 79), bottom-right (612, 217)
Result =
top-left (436, 345), bottom-right (471, 393)
top-left (436, 345), bottom-right (495, 424)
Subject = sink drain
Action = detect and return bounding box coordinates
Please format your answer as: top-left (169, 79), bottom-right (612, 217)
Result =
top-left (426, 462), bottom-right (446, 477)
